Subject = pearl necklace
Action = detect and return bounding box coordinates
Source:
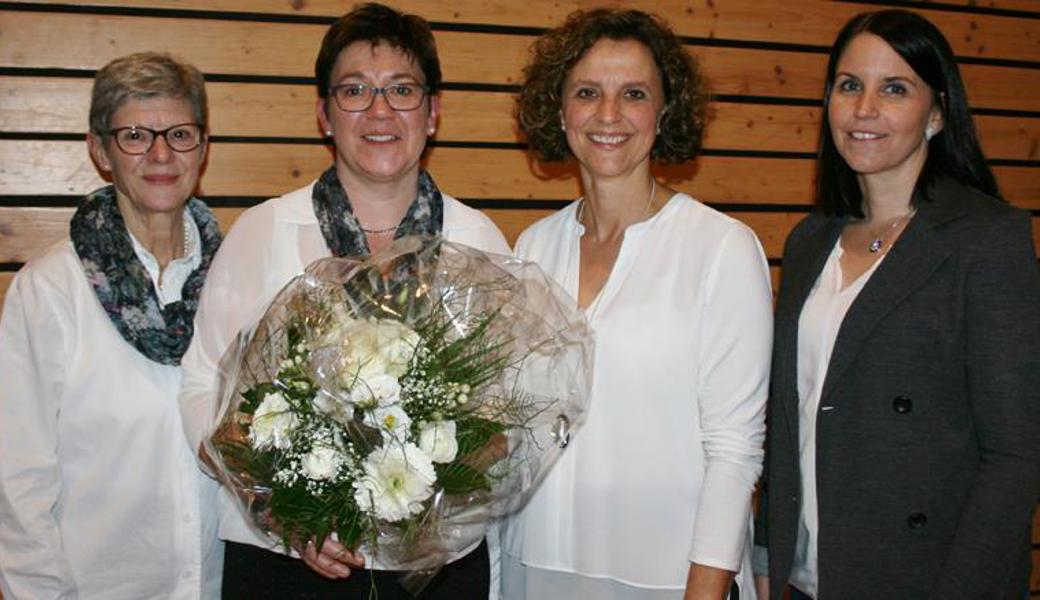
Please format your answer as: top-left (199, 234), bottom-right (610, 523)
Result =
top-left (181, 217), bottom-right (191, 257)
top-left (866, 210), bottom-right (915, 253)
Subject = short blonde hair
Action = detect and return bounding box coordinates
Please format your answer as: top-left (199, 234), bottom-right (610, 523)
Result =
top-left (89, 52), bottom-right (208, 134)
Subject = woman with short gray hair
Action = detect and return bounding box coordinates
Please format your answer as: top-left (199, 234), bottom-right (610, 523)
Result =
top-left (0, 51), bottom-right (223, 598)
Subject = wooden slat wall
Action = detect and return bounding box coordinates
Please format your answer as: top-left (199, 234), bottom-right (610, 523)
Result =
top-left (1, 0), bottom-right (1038, 591)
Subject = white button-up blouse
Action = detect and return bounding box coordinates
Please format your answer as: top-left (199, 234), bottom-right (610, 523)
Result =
top-left (503, 193), bottom-right (773, 599)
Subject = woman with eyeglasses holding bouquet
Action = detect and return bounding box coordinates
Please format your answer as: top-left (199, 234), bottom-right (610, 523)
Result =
top-left (0, 52), bottom-right (223, 598)
top-left (178, 3), bottom-right (508, 598)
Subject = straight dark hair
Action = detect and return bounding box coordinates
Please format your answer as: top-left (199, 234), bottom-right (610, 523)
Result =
top-left (314, 2), bottom-right (441, 102)
top-left (816, 9), bottom-right (1001, 217)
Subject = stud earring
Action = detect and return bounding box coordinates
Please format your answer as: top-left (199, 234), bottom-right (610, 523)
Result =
top-left (924, 126), bottom-right (935, 141)
top-left (325, 130), bottom-right (334, 137)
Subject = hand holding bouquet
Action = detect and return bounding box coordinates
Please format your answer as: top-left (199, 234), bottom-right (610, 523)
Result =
top-left (205, 236), bottom-right (591, 572)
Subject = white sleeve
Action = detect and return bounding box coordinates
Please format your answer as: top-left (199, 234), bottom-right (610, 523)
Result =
top-left (178, 213), bottom-right (272, 464)
top-left (0, 267), bottom-right (78, 599)
top-left (688, 224), bottom-right (773, 571)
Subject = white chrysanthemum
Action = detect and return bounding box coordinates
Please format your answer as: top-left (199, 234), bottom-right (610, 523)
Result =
top-left (418, 420), bottom-right (458, 463)
top-left (301, 446), bottom-right (343, 481)
top-left (362, 404), bottom-right (412, 442)
top-left (353, 443), bottom-right (436, 522)
top-left (349, 373), bottom-right (401, 408)
top-left (250, 392), bottom-right (298, 450)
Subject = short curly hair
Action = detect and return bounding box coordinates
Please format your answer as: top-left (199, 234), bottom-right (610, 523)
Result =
top-left (517, 9), bottom-right (708, 164)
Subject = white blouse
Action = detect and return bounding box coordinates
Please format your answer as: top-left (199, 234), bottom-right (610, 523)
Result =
top-left (0, 215), bottom-right (222, 599)
top-left (502, 194), bottom-right (773, 599)
top-left (789, 241), bottom-right (885, 598)
top-left (178, 182), bottom-right (511, 568)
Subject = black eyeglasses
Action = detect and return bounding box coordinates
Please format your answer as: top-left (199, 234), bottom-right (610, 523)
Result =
top-left (105, 123), bottom-right (205, 155)
top-left (328, 83), bottom-right (429, 112)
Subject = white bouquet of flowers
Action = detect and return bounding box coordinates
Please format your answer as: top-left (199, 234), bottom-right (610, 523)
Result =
top-left (204, 236), bottom-right (591, 574)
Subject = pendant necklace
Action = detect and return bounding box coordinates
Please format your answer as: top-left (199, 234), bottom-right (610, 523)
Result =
top-left (867, 210), bottom-right (915, 253)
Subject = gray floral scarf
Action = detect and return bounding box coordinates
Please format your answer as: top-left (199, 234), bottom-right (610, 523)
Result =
top-left (311, 166), bottom-right (444, 257)
top-left (70, 185), bottom-right (222, 365)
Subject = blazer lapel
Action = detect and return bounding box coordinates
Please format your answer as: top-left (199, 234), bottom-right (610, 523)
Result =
top-left (775, 217), bottom-right (843, 437)
top-left (819, 200), bottom-right (959, 405)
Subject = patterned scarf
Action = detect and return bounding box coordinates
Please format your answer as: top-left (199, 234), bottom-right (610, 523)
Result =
top-left (311, 166), bottom-right (444, 257)
top-left (70, 185), bottom-right (222, 365)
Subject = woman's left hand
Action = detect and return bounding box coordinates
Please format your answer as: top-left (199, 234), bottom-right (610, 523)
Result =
top-left (300, 537), bottom-right (365, 579)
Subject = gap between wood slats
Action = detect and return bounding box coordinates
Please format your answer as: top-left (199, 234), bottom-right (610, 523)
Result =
top-left (1, 11), bottom-right (1038, 112)
top-left (4, 79), bottom-right (1039, 160)
top-left (3, 0), bottom-right (1038, 64)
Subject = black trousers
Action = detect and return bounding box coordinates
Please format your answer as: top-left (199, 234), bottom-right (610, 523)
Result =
top-left (222, 540), bottom-right (490, 600)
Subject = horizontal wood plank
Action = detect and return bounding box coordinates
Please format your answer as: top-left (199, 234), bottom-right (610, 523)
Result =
top-left (5, 78), bottom-right (1039, 160)
top-left (3, 141), bottom-right (1037, 209)
top-left (2, 214), bottom-right (1038, 320)
top-left (4, 201), bottom-right (1038, 267)
top-left (0, 271), bottom-right (12, 309)
top-left (3, 12), bottom-right (1038, 112)
top-left (7, 1), bottom-right (1039, 63)
top-left (0, 205), bottom-right (795, 264)
top-left (1034, 547), bottom-right (1040, 592)
top-left (0, 206), bottom-right (247, 264)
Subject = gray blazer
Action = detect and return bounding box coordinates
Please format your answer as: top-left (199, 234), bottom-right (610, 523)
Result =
top-left (762, 177), bottom-right (1040, 599)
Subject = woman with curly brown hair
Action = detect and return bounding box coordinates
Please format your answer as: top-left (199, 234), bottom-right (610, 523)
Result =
top-left (501, 9), bottom-right (772, 600)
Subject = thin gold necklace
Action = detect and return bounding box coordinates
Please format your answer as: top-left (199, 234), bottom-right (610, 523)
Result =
top-left (578, 179), bottom-right (657, 231)
top-left (359, 222), bottom-right (400, 235)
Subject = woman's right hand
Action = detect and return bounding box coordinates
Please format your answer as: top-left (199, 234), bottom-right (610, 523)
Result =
top-left (301, 537), bottom-right (365, 579)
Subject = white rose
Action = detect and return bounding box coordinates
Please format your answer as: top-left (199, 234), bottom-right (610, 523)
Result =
top-left (362, 404), bottom-right (412, 442)
top-left (418, 420), bottom-right (458, 463)
top-left (301, 446), bottom-right (342, 481)
top-left (373, 320), bottom-right (420, 376)
top-left (312, 391), bottom-right (353, 425)
top-left (250, 392), bottom-right (298, 450)
top-left (353, 443), bottom-right (436, 522)
top-left (349, 373), bottom-right (401, 408)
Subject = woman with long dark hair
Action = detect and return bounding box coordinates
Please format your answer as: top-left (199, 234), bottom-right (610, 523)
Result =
top-left (759, 10), bottom-right (1039, 599)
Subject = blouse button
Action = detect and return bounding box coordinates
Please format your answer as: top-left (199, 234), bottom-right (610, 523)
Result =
top-left (892, 396), bottom-right (913, 414)
top-left (907, 512), bottom-right (927, 529)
